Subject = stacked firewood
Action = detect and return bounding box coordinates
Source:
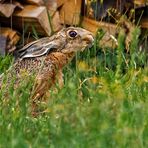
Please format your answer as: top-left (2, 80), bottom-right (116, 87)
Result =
top-left (0, 0), bottom-right (62, 35)
top-left (0, 0), bottom-right (63, 55)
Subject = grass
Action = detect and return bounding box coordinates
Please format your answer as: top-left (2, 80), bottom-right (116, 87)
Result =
top-left (0, 26), bottom-right (148, 148)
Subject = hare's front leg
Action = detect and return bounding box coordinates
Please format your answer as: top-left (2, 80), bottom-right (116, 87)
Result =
top-left (31, 72), bottom-right (55, 115)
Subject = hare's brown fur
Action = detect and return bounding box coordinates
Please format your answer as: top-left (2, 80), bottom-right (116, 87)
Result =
top-left (0, 27), bottom-right (94, 114)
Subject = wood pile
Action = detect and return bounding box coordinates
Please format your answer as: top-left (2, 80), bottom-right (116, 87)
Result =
top-left (0, 0), bottom-right (62, 36)
top-left (0, 0), bottom-right (63, 56)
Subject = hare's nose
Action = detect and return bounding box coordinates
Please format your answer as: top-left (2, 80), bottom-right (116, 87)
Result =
top-left (82, 34), bottom-right (94, 44)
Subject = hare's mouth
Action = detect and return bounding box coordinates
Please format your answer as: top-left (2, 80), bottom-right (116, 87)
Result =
top-left (88, 41), bottom-right (94, 48)
top-left (82, 34), bottom-right (94, 44)
top-left (80, 44), bottom-right (93, 52)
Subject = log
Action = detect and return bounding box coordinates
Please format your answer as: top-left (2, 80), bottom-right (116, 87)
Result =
top-left (0, 5), bottom-right (52, 36)
top-left (0, 3), bottom-right (17, 17)
top-left (44, 0), bottom-right (57, 16)
top-left (59, 0), bottom-right (82, 25)
top-left (0, 2), bottom-right (23, 17)
top-left (13, 5), bottom-right (52, 36)
top-left (52, 11), bottom-right (62, 32)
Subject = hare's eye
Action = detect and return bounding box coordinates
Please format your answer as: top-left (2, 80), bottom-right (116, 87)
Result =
top-left (68, 30), bottom-right (78, 38)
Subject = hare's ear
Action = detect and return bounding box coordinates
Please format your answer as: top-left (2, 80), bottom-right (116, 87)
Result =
top-left (16, 37), bottom-right (62, 59)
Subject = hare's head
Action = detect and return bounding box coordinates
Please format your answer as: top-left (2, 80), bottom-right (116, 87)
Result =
top-left (57, 27), bottom-right (94, 53)
top-left (16, 27), bottom-right (94, 59)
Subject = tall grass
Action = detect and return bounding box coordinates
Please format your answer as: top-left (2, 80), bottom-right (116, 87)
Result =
top-left (0, 26), bottom-right (148, 147)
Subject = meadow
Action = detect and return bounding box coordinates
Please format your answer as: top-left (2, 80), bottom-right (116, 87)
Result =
top-left (0, 26), bottom-right (148, 147)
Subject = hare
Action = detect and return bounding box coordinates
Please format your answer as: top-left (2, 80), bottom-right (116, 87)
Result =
top-left (0, 27), bottom-right (94, 114)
